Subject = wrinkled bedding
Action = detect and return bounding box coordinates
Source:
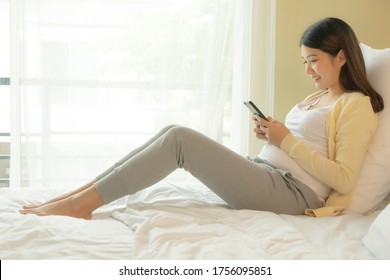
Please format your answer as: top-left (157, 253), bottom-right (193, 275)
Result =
top-left (0, 181), bottom-right (377, 259)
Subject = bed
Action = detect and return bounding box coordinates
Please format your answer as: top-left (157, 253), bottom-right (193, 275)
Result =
top-left (1, 44), bottom-right (390, 261)
top-left (0, 180), bottom-right (388, 260)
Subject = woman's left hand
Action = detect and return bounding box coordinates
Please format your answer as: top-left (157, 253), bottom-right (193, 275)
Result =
top-left (255, 116), bottom-right (291, 148)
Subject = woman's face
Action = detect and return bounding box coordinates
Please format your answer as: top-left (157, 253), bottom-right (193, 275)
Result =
top-left (301, 45), bottom-right (346, 95)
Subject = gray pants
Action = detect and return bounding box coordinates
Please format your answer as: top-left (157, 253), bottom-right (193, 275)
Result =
top-left (94, 125), bottom-right (322, 215)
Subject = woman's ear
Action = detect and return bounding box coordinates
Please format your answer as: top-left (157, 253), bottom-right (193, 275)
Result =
top-left (337, 49), bottom-right (346, 67)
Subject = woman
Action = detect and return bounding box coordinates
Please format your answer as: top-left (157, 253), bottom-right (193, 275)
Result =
top-left (20, 17), bottom-right (383, 219)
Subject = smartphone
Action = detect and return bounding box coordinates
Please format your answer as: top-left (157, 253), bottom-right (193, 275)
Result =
top-left (243, 101), bottom-right (268, 121)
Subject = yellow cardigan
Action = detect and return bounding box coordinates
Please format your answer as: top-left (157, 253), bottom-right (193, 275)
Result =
top-left (280, 91), bottom-right (378, 217)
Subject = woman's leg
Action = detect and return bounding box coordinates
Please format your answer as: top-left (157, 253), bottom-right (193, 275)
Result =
top-left (21, 126), bottom-right (319, 219)
top-left (21, 125), bottom-right (178, 210)
top-left (95, 126), bottom-right (316, 213)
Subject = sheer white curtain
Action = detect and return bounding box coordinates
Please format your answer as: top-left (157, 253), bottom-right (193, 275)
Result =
top-left (9, 0), bottom-right (275, 188)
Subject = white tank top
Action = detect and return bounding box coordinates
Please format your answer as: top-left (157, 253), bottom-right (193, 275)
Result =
top-left (259, 96), bottom-right (334, 202)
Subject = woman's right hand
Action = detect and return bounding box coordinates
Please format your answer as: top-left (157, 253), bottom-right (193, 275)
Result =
top-left (252, 115), bottom-right (268, 141)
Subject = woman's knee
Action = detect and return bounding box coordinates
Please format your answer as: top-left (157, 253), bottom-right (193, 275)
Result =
top-left (161, 124), bottom-right (179, 134)
top-left (165, 125), bottom-right (195, 141)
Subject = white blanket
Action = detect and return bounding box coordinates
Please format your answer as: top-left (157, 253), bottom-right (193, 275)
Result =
top-left (0, 182), bottom-right (378, 259)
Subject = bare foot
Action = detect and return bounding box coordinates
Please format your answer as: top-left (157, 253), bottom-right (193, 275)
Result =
top-left (20, 198), bottom-right (92, 220)
top-left (22, 195), bottom-right (72, 210)
top-left (20, 186), bottom-right (104, 220)
top-left (21, 180), bottom-right (96, 210)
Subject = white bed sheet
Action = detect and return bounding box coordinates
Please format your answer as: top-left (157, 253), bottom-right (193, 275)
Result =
top-left (0, 181), bottom-right (378, 260)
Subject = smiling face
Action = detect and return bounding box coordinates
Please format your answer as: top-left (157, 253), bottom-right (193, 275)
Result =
top-left (301, 45), bottom-right (346, 95)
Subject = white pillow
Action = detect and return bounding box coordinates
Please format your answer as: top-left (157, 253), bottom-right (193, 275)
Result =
top-left (345, 44), bottom-right (390, 214)
top-left (362, 204), bottom-right (390, 259)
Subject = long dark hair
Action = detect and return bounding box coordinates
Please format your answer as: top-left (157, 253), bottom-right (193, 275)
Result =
top-left (300, 17), bottom-right (384, 112)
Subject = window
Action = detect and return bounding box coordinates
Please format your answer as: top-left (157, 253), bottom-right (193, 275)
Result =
top-left (5, 0), bottom-right (275, 189)
top-left (7, 0), bottom-right (250, 188)
top-left (0, 0), bottom-right (10, 188)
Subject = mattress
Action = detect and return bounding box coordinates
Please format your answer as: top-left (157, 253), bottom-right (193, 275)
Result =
top-left (0, 181), bottom-right (378, 259)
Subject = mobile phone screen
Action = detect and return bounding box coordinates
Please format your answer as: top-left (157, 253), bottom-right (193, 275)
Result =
top-left (243, 101), bottom-right (268, 121)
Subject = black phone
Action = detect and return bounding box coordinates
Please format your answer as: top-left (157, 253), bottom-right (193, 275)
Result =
top-left (243, 101), bottom-right (268, 121)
